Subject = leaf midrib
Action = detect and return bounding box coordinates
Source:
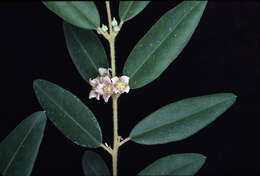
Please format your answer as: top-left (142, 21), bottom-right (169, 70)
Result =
top-left (68, 2), bottom-right (97, 29)
top-left (132, 98), bottom-right (233, 138)
top-left (35, 83), bottom-right (100, 146)
top-left (128, 2), bottom-right (200, 79)
top-left (2, 117), bottom-right (38, 175)
top-left (121, 1), bottom-right (134, 21)
top-left (71, 28), bottom-right (99, 72)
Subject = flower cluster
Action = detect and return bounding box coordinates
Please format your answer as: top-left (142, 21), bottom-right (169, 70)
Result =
top-left (89, 68), bottom-right (130, 102)
top-left (98, 17), bottom-right (120, 34)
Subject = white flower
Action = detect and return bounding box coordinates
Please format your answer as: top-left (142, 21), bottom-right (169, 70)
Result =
top-left (112, 76), bottom-right (130, 94)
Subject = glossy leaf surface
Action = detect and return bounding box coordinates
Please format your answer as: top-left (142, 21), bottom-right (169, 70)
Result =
top-left (82, 150), bottom-right (110, 176)
top-left (123, 1), bottom-right (207, 89)
top-left (43, 1), bottom-right (100, 29)
top-left (63, 22), bottom-right (108, 83)
top-left (130, 93), bottom-right (236, 145)
top-left (33, 79), bottom-right (102, 148)
top-left (119, 1), bottom-right (150, 22)
top-left (137, 153), bottom-right (206, 175)
top-left (0, 112), bottom-right (46, 176)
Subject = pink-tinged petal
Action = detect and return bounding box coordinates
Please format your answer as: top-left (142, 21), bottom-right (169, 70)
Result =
top-left (111, 76), bottom-right (119, 84)
top-left (103, 76), bottom-right (111, 84)
top-left (99, 68), bottom-right (107, 76)
top-left (120, 76), bottom-right (130, 84)
top-left (89, 90), bottom-right (97, 99)
top-left (103, 94), bottom-right (111, 103)
top-left (113, 88), bottom-right (120, 94)
top-left (96, 94), bottom-right (100, 100)
top-left (89, 78), bottom-right (98, 87)
top-left (96, 84), bottom-right (104, 94)
top-left (124, 86), bottom-right (130, 93)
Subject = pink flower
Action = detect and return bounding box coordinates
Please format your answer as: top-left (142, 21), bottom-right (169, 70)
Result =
top-left (111, 76), bottom-right (130, 94)
top-left (95, 76), bottom-right (115, 102)
top-left (89, 77), bottom-right (101, 100)
top-left (89, 68), bottom-right (130, 102)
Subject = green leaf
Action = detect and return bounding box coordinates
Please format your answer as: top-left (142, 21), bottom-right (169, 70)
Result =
top-left (123, 1), bottom-right (207, 89)
top-left (119, 1), bottom-right (150, 22)
top-left (130, 93), bottom-right (236, 145)
top-left (43, 1), bottom-right (100, 30)
top-left (63, 22), bottom-right (108, 83)
top-left (33, 79), bottom-right (102, 148)
top-left (137, 153), bottom-right (206, 175)
top-left (0, 111), bottom-right (46, 176)
top-left (82, 150), bottom-right (110, 176)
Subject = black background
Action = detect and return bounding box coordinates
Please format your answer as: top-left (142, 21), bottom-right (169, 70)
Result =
top-left (0, 1), bottom-right (259, 176)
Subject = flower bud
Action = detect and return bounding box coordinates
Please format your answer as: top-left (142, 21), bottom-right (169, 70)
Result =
top-left (101, 24), bottom-right (108, 32)
top-left (113, 26), bottom-right (120, 32)
top-left (112, 17), bottom-right (118, 26)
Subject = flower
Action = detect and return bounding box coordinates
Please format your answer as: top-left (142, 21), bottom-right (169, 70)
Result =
top-left (89, 68), bottom-right (130, 103)
top-left (112, 76), bottom-right (130, 94)
top-left (95, 76), bottom-right (115, 102)
top-left (89, 77), bottom-right (101, 100)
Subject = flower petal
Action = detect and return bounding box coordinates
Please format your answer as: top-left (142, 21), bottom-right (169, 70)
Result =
top-left (103, 76), bottom-right (111, 84)
top-left (96, 94), bottom-right (100, 100)
top-left (111, 76), bottom-right (119, 84)
top-left (124, 86), bottom-right (130, 93)
top-left (89, 90), bottom-right (97, 99)
top-left (103, 94), bottom-right (111, 103)
top-left (90, 78), bottom-right (98, 87)
top-left (120, 76), bottom-right (130, 84)
top-left (96, 84), bottom-right (104, 94)
top-left (99, 68), bottom-right (107, 76)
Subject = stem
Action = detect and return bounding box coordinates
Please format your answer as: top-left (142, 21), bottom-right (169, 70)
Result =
top-left (112, 95), bottom-right (119, 176)
top-left (106, 1), bottom-right (113, 36)
top-left (119, 137), bottom-right (130, 146)
top-left (106, 2), bottom-right (118, 176)
top-left (109, 39), bottom-right (116, 77)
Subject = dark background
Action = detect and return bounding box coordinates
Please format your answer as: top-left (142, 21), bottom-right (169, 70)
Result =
top-left (0, 1), bottom-right (259, 176)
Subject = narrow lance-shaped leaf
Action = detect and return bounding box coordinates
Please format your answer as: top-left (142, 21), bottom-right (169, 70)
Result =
top-left (0, 111), bottom-right (46, 176)
top-left (123, 1), bottom-right (207, 89)
top-left (130, 93), bottom-right (236, 145)
top-left (63, 22), bottom-right (108, 83)
top-left (137, 153), bottom-right (206, 176)
top-left (82, 150), bottom-right (110, 176)
top-left (33, 79), bottom-right (102, 148)
top-left (119, 1), bottom-right (150, 22)
top-left (43, 1), bottom-right (100, 30)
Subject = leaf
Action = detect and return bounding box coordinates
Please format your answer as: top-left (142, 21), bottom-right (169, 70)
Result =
top-left (123, 1), bottom-right (207, 89)
top-left (130, 93), bottom-right (236, 145)
top-left (0, 111), bottom-right (46, 176)
top-left (119, 1), bottom-right (150, 22)
top-left (82, 150), bottom-right (110, 176)
top-left (43, 1), bottom-right (100, 30)
top-left (63, 22), bottom-right (108, 83)
top-left (137, 153), bottom-right (206, 175)
top-left (33, 79), bottom-right (102, 148)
